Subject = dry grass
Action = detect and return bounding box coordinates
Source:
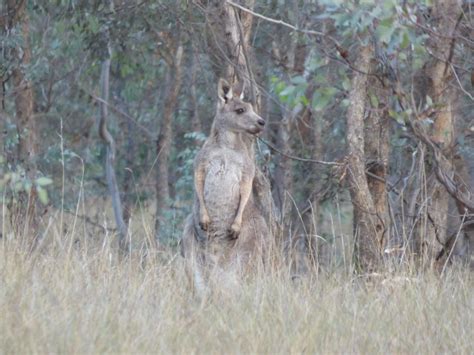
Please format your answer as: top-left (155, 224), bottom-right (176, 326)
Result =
top-left (1, 216), bottom-right (473, 354)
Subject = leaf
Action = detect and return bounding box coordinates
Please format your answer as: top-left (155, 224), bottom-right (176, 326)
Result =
top-left (37, 186), bottom-right (49, 205)
top-left (291, 75), bottom-right (306, 85)
top-left (342, 79), bottom-right (351, 91)
top-left (341, 99), bottom-right (350, 107)
top-left (36, 177), bottom-right (53, 186)
top-left (400, 30), bottom-right (410, 49)
top-left (24, 180), bottom-right (32, 193)
top-left (300, 95), bottom-right (309, 106)
top-left (369, 93), bottom-right (379, 107)
top-left (313, 74), bottom-right (327, 85)
top-left (376, 18), bottom-right (396, 44)
top-left (279, 85), bottom-right (295, 96)
top-left (312, 87), bottom-right (337, 111)
top-left (425, 95), bottom-right (433, 107)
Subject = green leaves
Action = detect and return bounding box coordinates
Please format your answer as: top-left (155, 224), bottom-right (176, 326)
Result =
top-left (0, 170), bottom-right (52, 205)
top-left (369, 93), bottom-right (379, 108)
top-left (36, 177), bottom-right (53, 187)
top-left (273, 76), bottom-right (308, 108)
top-left (376, 17), bottom-right (396, 44)
top-left (312, 87), bottom-right (338, 112)
top-left (37, 187), bottom-right (49, 205)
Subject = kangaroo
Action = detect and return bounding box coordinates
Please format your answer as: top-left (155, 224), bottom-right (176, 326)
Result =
top-left (181, 78), bottom-right (270, 291)
top-left (194, 78), bottom-right (265, 240)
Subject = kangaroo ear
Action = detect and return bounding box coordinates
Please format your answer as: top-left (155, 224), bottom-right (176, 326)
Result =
top-left (233, 81), bottom-right (245, 100)
top-left (218, 78), bottom-right (233, 104)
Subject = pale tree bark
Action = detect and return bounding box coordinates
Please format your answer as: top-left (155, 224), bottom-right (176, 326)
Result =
top-left (346, 44), bottom-right (381, 271)
top-left (98, 28), bottom-right (128, 253)
top-left (115, 78), bottom-right (135, 227)
top-left (204, 0), bottom-right (259, 107)
top-left (420, 0), bottom-right (462, 265)
top-left (155, 42), bottom-right (184, 243)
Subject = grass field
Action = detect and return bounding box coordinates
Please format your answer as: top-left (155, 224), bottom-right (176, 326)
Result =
top-left (1, 226), bottom-right (473, 355)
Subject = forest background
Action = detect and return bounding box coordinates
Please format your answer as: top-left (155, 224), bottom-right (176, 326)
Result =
top-left (0, 0), bottom-right (473, 353)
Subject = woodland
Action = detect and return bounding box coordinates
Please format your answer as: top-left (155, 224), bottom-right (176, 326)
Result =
top-left (1, 0), bottom-right (473, 353)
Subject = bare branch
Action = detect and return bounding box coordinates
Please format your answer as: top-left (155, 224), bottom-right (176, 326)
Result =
top-left (451, 64), bottom-right (474, 101)
top-left (258, 137), bottom-right (342, 166)
top-left (226, 0), bottom-right (341, 48)
top-left (89, 92), bottom-right (155, 142)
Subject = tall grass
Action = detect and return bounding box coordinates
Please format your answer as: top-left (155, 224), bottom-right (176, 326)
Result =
top-left (1, 216), bottom-right (472, 354)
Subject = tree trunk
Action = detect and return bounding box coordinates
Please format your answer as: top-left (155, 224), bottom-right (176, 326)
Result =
top-left (205, 0), bottom-right (259, 108)
top-left (5, 0), bottom-right (38, 241)
top-left (273, 116), bottom-right (292, 223)
top-left (98, 42), bottom-right (128, 253)
top-left (272, 0), bottom-right (299, 227)
top-left (116, 78), bottom-right (135, 226)
top-left (302, 104), bottom-right (323, 269)
top-left (155, 43), bottom-right (184, 243)
top-left (189, 49), bottom-right (202, 136)
top-left (421, 0), bottom-right (461, 265)
top-left (346, 44), bottom-right (381, 272)
top-left (364, 45), bottom-right (391, 259)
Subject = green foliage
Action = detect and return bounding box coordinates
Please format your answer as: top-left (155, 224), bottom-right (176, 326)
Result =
top-left (175, 132), bottom-right (207, 208)
top-left (0, 156), bottom-right (52, 205)
top-left (272, 76), bottom-right (308, 107)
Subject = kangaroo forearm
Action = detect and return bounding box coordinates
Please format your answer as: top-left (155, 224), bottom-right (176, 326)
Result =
top-left (234, 178), bottom-right (253, 224)
top-left (194, 168), bottom-right (206, 209)
top-left (194, 167), bottom-right (210, 232)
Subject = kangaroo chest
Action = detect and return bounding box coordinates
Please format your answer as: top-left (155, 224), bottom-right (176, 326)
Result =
top-left (204, 148), bottom-right (246, 194)
top-left (203, 148), bottom-right (253, 228)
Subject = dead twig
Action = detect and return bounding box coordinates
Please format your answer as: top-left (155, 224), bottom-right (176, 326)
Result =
top-left (258, 137), bottom-right (342, 166)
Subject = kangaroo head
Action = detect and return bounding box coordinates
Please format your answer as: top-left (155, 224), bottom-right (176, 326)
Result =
top-left (215, 78), bottom-right (266, 135)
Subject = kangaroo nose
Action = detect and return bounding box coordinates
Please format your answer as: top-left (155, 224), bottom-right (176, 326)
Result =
top-left (258, 119), bottom-right (266, 127)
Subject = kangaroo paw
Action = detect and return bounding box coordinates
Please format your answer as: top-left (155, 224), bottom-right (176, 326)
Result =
top-left (228, 222), bottom-right (241, 239)
top-left (199, 220), bottom-right (209, 231)
top-left (199, 214), bottom-right (210, 231)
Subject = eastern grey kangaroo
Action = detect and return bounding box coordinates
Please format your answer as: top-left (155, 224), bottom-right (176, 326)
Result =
top-left (181, 78), bottom-right (270, 289)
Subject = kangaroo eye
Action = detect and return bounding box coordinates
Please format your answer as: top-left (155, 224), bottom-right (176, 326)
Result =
top-left (235, 108), bottom-right (245, 114)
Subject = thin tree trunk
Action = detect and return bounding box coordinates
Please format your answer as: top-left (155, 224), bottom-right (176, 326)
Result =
top-left (189, 49), bottom-right (202, 136)
top-left (99, 43), bottom-right (128, 253)
top-left (302, 104), bottom-right (323, 269)
top-left (155, 43), bottom-right (184, 243)
top-left (274, 116), bottom-right (292, 222)
top-left (118, 90), bottom-right (135, 226)
top-left (273, 0), bottom-right (299, 225)
top-left (346, 44), bottom-right (381, 272)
